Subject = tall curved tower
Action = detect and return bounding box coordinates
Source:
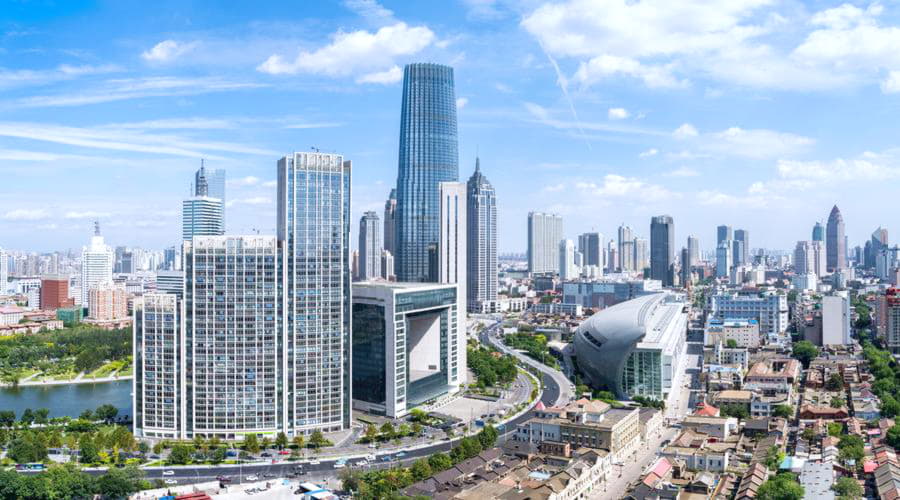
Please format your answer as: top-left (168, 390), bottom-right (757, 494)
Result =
top-left (826, 205), bottom-right (846, 271)
top-left (396, 63), bottom-right (459, 282)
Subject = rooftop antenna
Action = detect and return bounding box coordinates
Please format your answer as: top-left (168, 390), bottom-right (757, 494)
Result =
top-left (311, 146), bottom-right (321, 153)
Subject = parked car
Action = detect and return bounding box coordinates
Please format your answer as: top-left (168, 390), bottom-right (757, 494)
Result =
top-left (164, 479), bottom-right (178, 485)
top-left (309, 460), bottom-right (320, 465)
top-left (162, 470), bottom-right (175, 476)
top-left (261, 452), bottom-right (272, 457)
top-left (246, 475), bottom-right (259, 481)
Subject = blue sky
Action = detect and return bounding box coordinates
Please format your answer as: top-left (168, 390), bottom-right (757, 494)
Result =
top-left (3, 0), bottom-right (900, 254)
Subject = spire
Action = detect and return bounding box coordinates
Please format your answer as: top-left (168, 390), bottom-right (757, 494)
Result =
top-left (196, 159), bottom-right (209, 196)
top-left (475, 156), bottom-right (480, 173)
top-left (94, 220), bottom-right (100, 236)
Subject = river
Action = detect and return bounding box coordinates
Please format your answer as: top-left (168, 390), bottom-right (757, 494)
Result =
top-left (0, 380), bottom-right (132, 419)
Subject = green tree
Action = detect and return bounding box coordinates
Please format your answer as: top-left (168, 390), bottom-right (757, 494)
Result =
top-left (720, 403), bottom-right (749, 420)
top-left (825, 372), bottom-right (844, 391)
top-left (96, 465), bottom-right (144, 499)
top-left (838, 434), bottom-right (865, 464)
top-left (94, 404), bottom-right (118, 423)
top-left (8, 432), bottom-right (49, 463)
top-left (33, 408), bottom-right (50, 425)
top-left (830, 396), bottom-right (845, 408)
top-left (210, 446), bottom-right (227, 464)
top-left (827, 422), bottom-right (843, 437)
top-left (167, 444), bottom-right (193, 465)
top-left (801, 427), bottom-right (816, 442)
top-left (20, 408), bottom-right (34, 426)
top-left (764, 445), bottom-right (785, 470)
top-left (409, 408), bottom-right (429, 423)
top-left (45, 463), bottom-right (96, 499)
top-left (773, 405), bottom-right (793, 418)
top-left (478, 425), bottom-right (499, 449)
top-left (364, 424), bottom-right (378, 442)
top-left (292, 435), bottom-right (305, 450)
top-left (887, 425), bottom-right (900, 449)
top-left (260, 436), bottom-right (272, 451)
top-left (0, 410), bottom-right (15, 428)
top-left (410, 458), bottom-right (433, 480)
top-left (832, 476), bottom-right (863, 499)
top-left (757, 473), bottom-right (804, 500)
top-left (79, 409), bottom-right (94, 421)
top-left (412, 422), bottom-right (424, 436)
top-left (152, 441), bottom-right (164, 455)
top-left (309, 430), bottom-right (327, 450)
top-left (79, 434), bottom-right (99, 464)
top-left (275, 431), bottom-right (289, 450)
top-left (428, 453), bottom-right (453, 471)
top-left (792, 340), bottom-right (819, 368)
top-left (243, 434), bottom-right (261, 454)
top-left (882, 394), bottom-right (900, 418)
top-left (380, 422), bottom-right (396, 439)
top-left (725, 339), bottom-right (739, 348)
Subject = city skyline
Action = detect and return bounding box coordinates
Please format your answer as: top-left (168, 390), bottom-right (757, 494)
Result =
top-left (5, 1), bottom-right (900, 253)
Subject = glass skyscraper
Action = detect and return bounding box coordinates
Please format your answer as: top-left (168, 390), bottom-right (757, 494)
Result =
top-left (396, 63), bottom-right (459, 282)
top-left (278, 152), bottom-right (352, 433)
top-left (650, 215), bottom-right (675, 287)
top-left (466, 158), bottom-right (497, 312)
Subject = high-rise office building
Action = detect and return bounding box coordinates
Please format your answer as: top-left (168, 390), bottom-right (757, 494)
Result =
top-left (734, 229), bottom-right (749, 265)
top-left (578, 232), bottom-right (603, 268)
top-left (396, 63), bottom-right (458, 282)
top-left (182, 195), bottom-right (224, 241)
top-left (680, 247), bottom-right (691, 286)
top-left (866, 227), bottom-right (890, 269)
top-left (40, 276), bottom-right (73, 309)
top-left (795, 240), bottom-right (826, 277)
top-left (195, 163), bottom-right (226, 230)
top-left (438, 182), bottom-right (467, 343)
top-left (278, 152), bottom-right (352, 433)
top-left (527, 212), bottom-right (563, 274)
top-left (732, 239), bottom-right (745, 268)
top-left (0, 247), bottom-right (7, 293)
top-left (466, 159), bottom-right (498, 312)
top-left (607, 240), bottom-right (618, 274)
top-left (634, 237), bottom-right (649, 272)
top-left (133, 293), bottom-right (181, 439)
top-left (359, 211), bottom-right (382, 281)
top-left (81, 221), bottom-right (114, 306)
top-left (381, 250), bottom-right (395, 280)
top-left (716, 241), bottom-right (732, 278)
top-left (717, 225), bottom-right (732, 245)
top-left (687, 235), bottom-right (700, 267)
top-left (618, 225), bottom-right (634, 271)
top-left (826, 205), bottom-right (846, 271)
top-left (559, 239), bottom-right (577, 280)
top-left (650, 215), bottom-right (675, 286)
top-left (383, 189), bottom-right (397, 257)
top-left (812, 222), bottom-right (825, 242)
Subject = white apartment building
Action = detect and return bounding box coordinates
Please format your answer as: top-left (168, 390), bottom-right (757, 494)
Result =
top-left (81, 223), bottom-right (114, 307)
top-left (822, 293), bottom-right (851, 345)
top-left (710, 291), bottom-right (788, 336)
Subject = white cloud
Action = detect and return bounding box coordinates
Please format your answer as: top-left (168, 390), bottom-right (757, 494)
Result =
top-left (226, 196), bottom-right (272, 207)
top-left (776, 157), bottom-right (900, 182)
top-left (3, 208), bottom-right (49, 220)
top-left (463, 0), bottom-right (506, 20)
top-left (64, 211), bottom-right (110, 219)
top-left (523, 101), bottom-right (663, 136)
top-left (673, 123), bottom-right (698, 139)
top-left (343, 0), bottom-right (395, 23)
top-left (456, 97), bottom-right (469, 109)
top-left (576, 174), bottom-right (675, 199)
top-left (494, 82), bottom-right (513, 93)
top-left (543, 183), bottom-right (566, 192)
top-left (0, 64), bottom-right (120, 90)
top-left (638, 148), bottom-right (658, 158)
top-left (262, 180), bottom-right (277, 188)
top-left (665, 166), bottom-right (699, 177)
top-left (881, 71), bottom-right (900, 93)
top-left (607, 107), bottom-right (629, 120)
top-left (356, 65), bottom-right (402, 84)
top-left (257, 23), bottom-right (434, 81)
top-left (574, 55), bottom-right (686, 88)
top-left (227, 176), bottom-right (260, 187)
top-left (141, 40), bottom-right (198, 63)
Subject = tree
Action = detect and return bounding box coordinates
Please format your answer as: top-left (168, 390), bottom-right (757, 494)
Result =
top-left (309, 430), bottom-right (327, 450)
top-left (832, 476), bottom-right (863, 499)
top-left (478, 425), bottom-right (499, 449)
top-left (292, 435), bottom-right (305, 450)
top-left (44, 463), bottom-right (96, 499)
top-left (96, 465), bottom-right (144, 499)
top-left (757, 473), bottom-right (804, 500)
top-left (838, 435), bottom-right (865, 464)
top-left (887, 425), bottom-right (900, 449)
top-left (260, 436), bottom-right (272, 451)
top-left (94, 404), bottom-right (118, 423)
top-left (79, 434), bottom-right (99, 464)
top-left (428, 453), bottom-right (453, 471)
top-left (827, 422), bottom-right (843, 437)
top-left (8, 433), bottom-right (48, 463)
top-left (773, 405), bottom-right (793, 418)
top-left (409, 408), bottom-right (429, 423)
top-left (720, 403), bottom-right (749, 420)
top-left (275, 432), bottom-right (289, 450)
top-left (882, 395), bottom-right (900, 418)
top-left (167, 444), bottom-right (193, 465)
top-left (801, 427), bottom-right (815, 442)
top-left (152, 441), bottom-right (164, 455)
top-left (830, 395), bottom-right (846, 408)
top-left (763, 445), bottom-right (785, 470)
top-left (210, 446), bottom-right (227, 464)
top-left (826, 372), bottom-right (844, 392)
top-left (0, 410), bottom-right (15, 428)
top-left (410, 458), bottom-right (434, 480)
top-left (398, 423), bottom-right (411, 438)
top-left (138, 441), bottom-right (150, 455)
top-left (725, 339), bottom-right (739, 348)
top-left (364, 424), bottom-right (379, 442)
top-left (412, 422), bottom-right (423, 436)
top-left (243, 434), bottom-right (261, 454)
top-left (380, 422), bottom-right (396, 439)
top-left (20, 408), bottom-right (34, 426)
top-left (192, 435), bottom-right (206, 453)
top-left (792, 341), bottom-right (819, 368)
top-left (79, 409), bottom-right (94, 421)
top-left (33, 408), bottom-right (50, 425)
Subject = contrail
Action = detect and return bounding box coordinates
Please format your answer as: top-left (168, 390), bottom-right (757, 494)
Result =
top-left (538, 40), bottom-right (592, 151)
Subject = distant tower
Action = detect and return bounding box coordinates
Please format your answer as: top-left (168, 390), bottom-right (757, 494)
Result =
top-left (527, 212), bottom-right (563, 274)
top-left (717, 225), bottom-right (732, 245)
top-left (618, 224), bottom-right (634, 271)
top-left (81, 221), bottom-right (114, 306)
top-left (466, 158), bottom-right (498, 312)
top-left (687, 235), bottom-right (700, 267)
top-left (559, 240), bottom-right (577, 280)
top-left (826, 205), bottom-right (846, 271)
top-left (195, 161), bottom-right (226, 230)
top-left (359, 211), bottom-right (382, 281)
top-left (650, 215), bottom-right (675, 286)
top-left (734, 229), bottom-right (749, 265)
top-left (383, 189), bottom-right (397, 257)
top-left (812, 222), bottom-right (825, 242)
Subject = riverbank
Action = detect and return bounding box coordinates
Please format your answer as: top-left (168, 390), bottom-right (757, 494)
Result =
top-left (1, 374), bottom-right (133, 388)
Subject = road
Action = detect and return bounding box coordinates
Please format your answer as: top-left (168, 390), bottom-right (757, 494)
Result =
top-left (479, 320), bottom-right (574, 407)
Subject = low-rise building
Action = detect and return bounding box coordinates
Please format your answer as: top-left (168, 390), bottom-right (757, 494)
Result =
top-left (0, 305), bottom-right (25, 326)
top-left (704, 318), bottom-right (761, 348)
top-left (660, 429), bottom-right (732, 472)
top-left (681, 415), bottom-right (739, 439)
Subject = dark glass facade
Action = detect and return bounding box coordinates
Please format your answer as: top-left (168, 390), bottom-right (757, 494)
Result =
top-left (396, 63), bottom-right (459, 282)
top-left (351, 303), bottom-right (386, 406)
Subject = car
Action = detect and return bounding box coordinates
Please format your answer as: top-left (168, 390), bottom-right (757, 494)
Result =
top-left (279, 450), bottom-right (290, 455)
top-left (355, 460), bottom-right (368, 467)
top-left (395, 452), bottom-right (407, 458)
top-left (246, 475), bottom-right (259, 481)
top-left (162, 470), bottom-right (175, 476)
top-left (381, 456), bottom-right (392, 462)
top-left (263, 473), bottom-right (276, 478)
top-left (216, 476), bottom-right (232, 483)
top-left (261, 452), bottom-right (272, 457)
top-left (333, 462), bottom-right (346, 469)
top-left (368, 442), bottom-right (377, 449)
top-left (309, 460), bottom-right (320, 465)
top-left (365, 454), bottom-right (376, 462)
top-left (164, 479), bottom-right (178, 485)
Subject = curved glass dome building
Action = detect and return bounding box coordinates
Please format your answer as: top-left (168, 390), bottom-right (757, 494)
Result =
top-left (573, 292), bottom-right (688, 401)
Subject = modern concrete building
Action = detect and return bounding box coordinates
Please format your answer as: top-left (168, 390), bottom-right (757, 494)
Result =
top-left (381, 250), bottom-right (394, 281)
top-left (352, 281), bottom-right (462, 417)
top-left (717, 225), bottom-right (732, 245)
top-left (133, 293), bottom-right (181, 440)
top-left (826, 205), bottom-right (847, 272)
top-left (87, 282), bottom-right (128, 321)
top-left (710, 291), bottom-right (788, 336)
top-left (822, 294), bottom-right (851, 345)
top-left (155, 271), bottom-right (184, 299)
top-left (358, 211), bottom-right (382, 281)
top-left (886, 288), bottom-right (900, 354)
top-left (383, 189), bottom-right (397, 258)
top-left (578, 232), bottom-right (604, 269)
top-left (40, 276), bottom-right (73, 309)
top-left (573, 292), bottom-right (688, 402)
top-left (562, 279), bottom-right (661, 308)
top-left (794, 240), bottom-right (826, 276)
top-left (634, 237), bottom-right (649, 271)
top-left (196, 163), bottom-right (226, 228)
top-left (0, 247), bottom-right (7, 293)
top-left (650, 215), bottom-right (675, 287)
top-left (812, 221), bottom-right (825, 242)
top-left (278, 152), bottom-right (353, 433)
top-left (734, 229), bottom-right (749, 265)
top-left (716, 241), bottom-right (731, 278)
top-left (687, 236), bottom-right (700, 267)
top-left (438, 181), bottom-right (467, 339)
top-left (618, 225), bottom-right (634, 272)
top-left (182, 195), bottom-right (224, 241)
top-left (704, 319), bottom-right (761, 348)
top-left (528, 212), bottom-right (563, 274)
top-left (396, 63), bottom-right (459, 282)
top-left (559, 239), bottom-right (577, 280)
top-left (466, 159), bottom-right (498, 313)
top-left (81, 222), bottom-right (114, 306)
